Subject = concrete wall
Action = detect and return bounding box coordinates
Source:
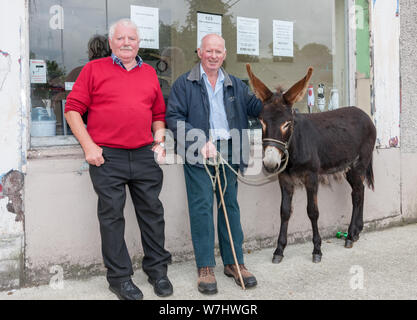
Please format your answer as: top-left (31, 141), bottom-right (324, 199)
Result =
top-left (23, 145), bottom-right (403, 286)
top-left (371, 0), bottom-right (401, 148)
top-left (399, 0), bottom-right (417, 221)
top-left (0, 0), bottom-right (29, 290)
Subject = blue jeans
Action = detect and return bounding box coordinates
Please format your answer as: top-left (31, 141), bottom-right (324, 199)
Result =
top-left (183, 140), bottom-right (244, 268)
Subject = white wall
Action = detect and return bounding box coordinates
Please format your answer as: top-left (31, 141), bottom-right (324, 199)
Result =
top-left (0, 0), bottom-right (29, 289)
top-left (23, 146), bottom-right (403, 285)
top-left (371, 0), bottom-right (401, 148)
top-left (399, 0), bottom-right (417, 221)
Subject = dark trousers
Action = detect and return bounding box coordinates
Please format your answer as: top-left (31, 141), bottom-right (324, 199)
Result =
top-left (89, 145), bottom-right (171, 285)
top-left (183, 140), bottom-right (244, 268)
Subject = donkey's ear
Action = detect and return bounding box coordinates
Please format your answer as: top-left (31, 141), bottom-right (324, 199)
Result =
top-left (283, 67), bottom-right (313, 105)
top-left (246, 64), bottom-right (273, 103)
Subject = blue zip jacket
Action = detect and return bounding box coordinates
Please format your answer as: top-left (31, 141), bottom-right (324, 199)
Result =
top-left (166, 63), bottom-right (262, 172)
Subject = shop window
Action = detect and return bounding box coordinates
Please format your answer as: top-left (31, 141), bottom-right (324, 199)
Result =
top-left (29, 0), bottom-right (350, 147)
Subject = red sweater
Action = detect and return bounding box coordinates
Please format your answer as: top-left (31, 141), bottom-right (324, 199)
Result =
top-left (65, 57), bottom-right (165, 149)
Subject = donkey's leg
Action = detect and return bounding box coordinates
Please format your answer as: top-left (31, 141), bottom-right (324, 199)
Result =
top-left (273, 175), bottom-right (294, 264)
top-left (305, 173), bottom-right (322, 263)
top-left (345, 168), bottom-right (365, 248)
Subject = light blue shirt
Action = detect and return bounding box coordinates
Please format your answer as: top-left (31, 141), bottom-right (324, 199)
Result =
top-left (111, 53), bottom-right (143, 70)
top-left (200, 64), bottom-right (231, 141)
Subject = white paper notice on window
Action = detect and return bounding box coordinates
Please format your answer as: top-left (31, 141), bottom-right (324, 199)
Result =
top-left (197, 12), bottom-right (222, 48)
top-left (30, 59), bottom-right (47, 84)
top-left (65, 82), bottom-right (75, 91)
top-left (273, 20), bottom-right (294, 57)
top-left (130, 5), bottom-right (159, 49)
top-left (237, 17), bottom-right (259, 56)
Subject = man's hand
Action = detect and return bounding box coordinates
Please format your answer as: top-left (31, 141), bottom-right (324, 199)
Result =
top-left (201, 141), bottom-right (217, 159)
top-left (84, 143), bottom-right (105, 167)
top-left (64, 111), bottom-right (104, 167)
top-left (152, 144), bottom-right (166, 164)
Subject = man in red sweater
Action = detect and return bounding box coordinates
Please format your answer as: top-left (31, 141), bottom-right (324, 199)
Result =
top-left (65, 18), bottom-right (172, 300)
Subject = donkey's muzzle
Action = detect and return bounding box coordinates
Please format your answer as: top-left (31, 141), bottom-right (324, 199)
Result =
top-left (263, 146), bottom-right (282, 173)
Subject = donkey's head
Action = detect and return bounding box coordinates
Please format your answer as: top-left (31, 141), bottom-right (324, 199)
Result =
top-left (246, 64), bottom-right (313, 173)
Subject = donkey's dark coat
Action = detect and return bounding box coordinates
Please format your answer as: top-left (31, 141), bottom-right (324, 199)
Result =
top-left (246, 64), bottom-right (376, 263)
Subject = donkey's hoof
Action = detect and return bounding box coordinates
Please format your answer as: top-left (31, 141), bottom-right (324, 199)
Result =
top-left (345, 239), bottom-right (354, 248)
top-left (312, 254), bottom-right (322, 263)
top-left (353, 234), bottom-right (360, 242)
top-left (272, 255), bottom-right (284, 264)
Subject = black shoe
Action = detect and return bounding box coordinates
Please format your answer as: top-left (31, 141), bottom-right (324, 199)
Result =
top-left (148, 276), bottom-right (173, 297)
top-left (109, 279), bottom-right (144, 300)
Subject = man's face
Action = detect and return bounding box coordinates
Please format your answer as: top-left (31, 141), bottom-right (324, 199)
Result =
top-left (109, 24), bottom-right (140, 62)
top-left (197, 35), bottom-right (226, 73)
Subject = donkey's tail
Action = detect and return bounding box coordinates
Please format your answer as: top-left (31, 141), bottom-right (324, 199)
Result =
top-left (365, 154), bottom-right (374, 191)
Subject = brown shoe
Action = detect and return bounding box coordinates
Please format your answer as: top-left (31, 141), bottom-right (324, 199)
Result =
top-left (224, 264), bottom-right (257, 288)
top-left (197, 267), bottom-right (218, 295)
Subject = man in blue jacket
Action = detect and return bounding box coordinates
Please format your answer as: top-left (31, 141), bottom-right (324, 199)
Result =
top-left (166, 34), bottom-right (262, 295)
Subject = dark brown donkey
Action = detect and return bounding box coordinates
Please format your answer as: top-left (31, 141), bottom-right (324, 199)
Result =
top-left (246, 64), bottom-right (376, 263)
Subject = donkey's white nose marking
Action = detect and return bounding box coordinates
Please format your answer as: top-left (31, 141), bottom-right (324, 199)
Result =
top-left (263, 146), bottom-right (282, 169)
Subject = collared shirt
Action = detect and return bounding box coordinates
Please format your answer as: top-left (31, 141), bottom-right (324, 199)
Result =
top-left (200, 64), bottom-right (231, 141)
top-left (111, 53), bottom-right (143, 70)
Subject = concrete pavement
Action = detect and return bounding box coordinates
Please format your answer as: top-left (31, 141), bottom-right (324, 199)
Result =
top-left (1, 223), bottom-right (417, 300)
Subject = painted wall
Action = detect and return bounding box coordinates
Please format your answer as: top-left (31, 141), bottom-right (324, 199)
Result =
top-left (24, 147), bottom-right (402, 285)
top-left (399, 0), bottom-right (417, 221)
top-left (356, 0), bottom-right (371, 78)
top-left (0, 0), bottom-right (29, 289)
top-left (371, 0), bottom-right (401, 148)
top-left (355, 0), bottom-right (372, 116)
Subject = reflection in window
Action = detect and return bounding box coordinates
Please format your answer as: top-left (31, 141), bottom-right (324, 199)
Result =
top-left (29, 0), bottom-right (348, 142)
top-left (29, 0), bottom-right (107, 137)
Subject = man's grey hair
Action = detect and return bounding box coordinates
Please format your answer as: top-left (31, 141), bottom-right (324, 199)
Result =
top-left (198, 33), bottom-right (227, 51)
top-left (108, 18), bottom-right (140, 40)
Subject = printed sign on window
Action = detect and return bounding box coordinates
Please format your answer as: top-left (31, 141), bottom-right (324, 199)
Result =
top-left (65, 82), bottom-right (75, 91)
top-left (273, 20), bottom-right (294, 57)
top-left (237, 17), bottom-right (259, 56)
top-left (197, 12), bottom-right (222, 48)
top-left (30, 60), bottom-right (47, 84)
top-left (131, 6), bottom-right (159, 49)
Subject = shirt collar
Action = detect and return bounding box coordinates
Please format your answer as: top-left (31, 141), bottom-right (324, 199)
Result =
top-left (200, 64), bottom-right (224, 83)
top-left (111, 53), bottom-right (143, 69)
